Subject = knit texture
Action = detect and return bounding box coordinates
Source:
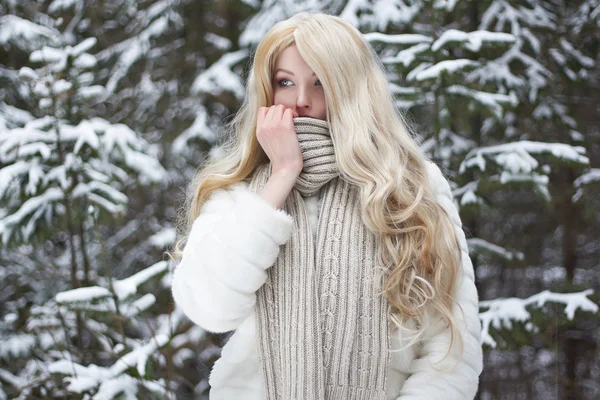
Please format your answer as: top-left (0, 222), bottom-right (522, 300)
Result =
top-left (248, 117), bottom-right (392, 400)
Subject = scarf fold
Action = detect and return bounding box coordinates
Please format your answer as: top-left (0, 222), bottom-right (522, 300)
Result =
top-left (249, 117), bottom-right (391, 400)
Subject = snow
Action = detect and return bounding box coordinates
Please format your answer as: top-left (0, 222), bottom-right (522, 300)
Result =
top-left (479, 289), bottom-right (598, 348)
top-left (467, 238), bottom-right (525, 261)
top-left (0, 15), bottom-right (60, 53)
top-left (113, 261), bottom-right (169, 300)
top-left (381, 43), bottom-right (429, 67)
top-left (53, 261), bottom-right (168, 308)
top-left (521, 28), bottom-right (540, 54)
top-left (48, 334), bottom-right (170, 394)
top-left (370, 0), bottom-right (423, 30)
top-left (55, 287), bottom-right (112, 304)
top-left (433, 0), bottom-right (458, 11)
top-left (125, 293), bottom-right (156, 318)
top-left (52, 79), bottom-right (72, 95)
top-left (123, 150), bottom-right (166, 185)
top-left (101, 16), bottom-right (170, 94)
top-left (148, 228), bottom-right (177, 248)
top-left (172, 107), bottom-right (216, 153)
top-left (48, 0), bottom-right (79, 13)
top-left (574, 168), bottom-right (600, 187)
top-left (30, 46), bottom-right (66, 72)
top-left (73, 53), bottom-right (97, 69)
top-left (467, 61), bottom-right (526, 89)
top-left (460, 140), bottom-right (589, 174)
top-left (0, 334), bottom-right (36, 360)
top-left (364, 32), bottom-right (432, 45)
top-left (550, 48), bottom-right (577, 80)
top-left (205, 32), bottom-right (232, 50)
top-left (238, 2), bottom-right (289, 47)
top-left (72, 180), bottom-right (128, 208)
top-left (76, 85), bottom-right (104, 100)
top-left (17, 67), bottom-right (38, 82)
top-left (431, 29), bottom-right (515, 52)
top-left (71, 37), bottom-right (97, 57)
top-left (0, 103), bottom-right (33, 130)
top-left (445, 85), bottom-right (518, 119)
top-left (191, 49), bottom-right (247, 99)
top-left (32, 80), bottom-right (51, 98)
top-left (72, 120), bottom-right (100, 153)
top-left (92, 375), bottom-right (138, 400)
top-left (560, 38), bottom-right (594, 68)
top-left (495, 148), bottom-right (539, 174)
top-left (459, 189), bottom-right (482, 206)
top-left (0, 368), bottom-right (26, 390)
top-left (410, 59), bottom-right (479, 81)
top-left (0, 161), bottom-right (30, 198)
top-left (0, 187), bottom-right (64, 245)
top-left (26, 159), bottom-right (43, 195)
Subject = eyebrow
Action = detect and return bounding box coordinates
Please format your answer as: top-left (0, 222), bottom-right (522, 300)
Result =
top-left (275, 68), bottom-right (316, 76)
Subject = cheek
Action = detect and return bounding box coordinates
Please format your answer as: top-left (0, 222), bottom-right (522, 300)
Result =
top-left (273, 91), bottom-right (291, 107)
top-left (317, 94), bottom-right (327, 113)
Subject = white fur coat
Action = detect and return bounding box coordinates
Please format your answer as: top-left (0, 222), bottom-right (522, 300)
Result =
top-left (171, 161), bottom-right (483, 399)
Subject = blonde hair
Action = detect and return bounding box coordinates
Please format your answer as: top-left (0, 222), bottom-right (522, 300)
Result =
top-left (169, 11), bottom-right (464, 368)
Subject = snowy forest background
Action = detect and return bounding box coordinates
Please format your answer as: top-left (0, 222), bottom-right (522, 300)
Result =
top-left (0, 0), bottom-right (599, 399)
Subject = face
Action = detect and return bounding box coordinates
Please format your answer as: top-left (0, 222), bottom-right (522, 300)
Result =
top-left (272, 44), bottom-right (327, 120)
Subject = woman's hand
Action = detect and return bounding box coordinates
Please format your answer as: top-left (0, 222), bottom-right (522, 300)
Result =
top-left (256, 105), bottom-right (303, 177)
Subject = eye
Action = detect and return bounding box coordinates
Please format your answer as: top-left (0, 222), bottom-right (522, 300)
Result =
top-left (276, 78), bottom-right (322, 87)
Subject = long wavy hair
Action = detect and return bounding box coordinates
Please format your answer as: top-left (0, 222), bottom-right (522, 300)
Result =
top-left (169, 12), bottom-right (464, 368)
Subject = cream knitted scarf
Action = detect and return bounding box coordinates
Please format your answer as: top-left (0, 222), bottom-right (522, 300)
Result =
top-left (248, 117), bottom-right (392, 399)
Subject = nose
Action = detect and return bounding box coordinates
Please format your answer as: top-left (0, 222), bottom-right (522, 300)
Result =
top-left (296, 87), bottom-right (310, 109)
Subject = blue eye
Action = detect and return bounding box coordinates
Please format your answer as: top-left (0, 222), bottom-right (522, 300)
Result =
top-left (276, 79), bottom-right (323, 87)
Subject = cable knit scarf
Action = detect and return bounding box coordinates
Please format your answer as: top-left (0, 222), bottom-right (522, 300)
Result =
top-left (248, 117), bottom-right (392, 399)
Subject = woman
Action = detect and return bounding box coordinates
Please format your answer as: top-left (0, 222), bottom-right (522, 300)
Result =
top-left (170, 11), bottom-right (483, 400)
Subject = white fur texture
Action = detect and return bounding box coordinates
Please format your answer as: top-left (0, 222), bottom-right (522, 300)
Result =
top-left (171, 163), bottom-right (483, 399)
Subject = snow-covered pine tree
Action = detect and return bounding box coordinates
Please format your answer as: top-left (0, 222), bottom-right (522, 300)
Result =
top-left (475, 1), bottom-right (599, 398)
top-left (0, 5), bottom-right (182, 399)
top-left (1, 36), bottom-right (166, 283)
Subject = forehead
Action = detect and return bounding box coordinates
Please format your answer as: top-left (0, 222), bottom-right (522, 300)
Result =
top-left (276, 45), bottom-right (302, 65)
top-left (274, 45), bottom-right (313, 72)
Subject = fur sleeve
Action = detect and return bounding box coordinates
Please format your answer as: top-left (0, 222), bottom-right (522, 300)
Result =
top-left (396, 162), bottom-right (484, 400)
top-left (171, 181), bottom-right (294, 333)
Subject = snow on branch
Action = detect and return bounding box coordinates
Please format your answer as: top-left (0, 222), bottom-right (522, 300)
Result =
top-left (190, 49), bottom-right (248, 99)
top-left (467, 237), bottom-right (525, 261)
top-left (574, 168), bottom-right (600, 187)
top-left (432, 29), bottom-right (516, 52)
top-left (0, 15), bottom-right (61, 53)
top-left (55, 286), bottom-right (112, 304)
top-left (445, 85), bottom-right (518, 119)
top-left (381, 43), bottom-right (430, 67)
top-left (460, 140), bottom-right (589, 176)
top-left (479, 289), bottom-right (598, 348)
top-left (364, 32), bottom-right (433, 45)
top-left (112, 261), bottom-right (169, 300)
top-left (55, 261), bottom-right (168, 304)
top-left (172, 107), bottom-right (216, 154)
top-left (409, 59), bottom-right (480, 81)
top-left (48, 334), bottom-right (171, 396)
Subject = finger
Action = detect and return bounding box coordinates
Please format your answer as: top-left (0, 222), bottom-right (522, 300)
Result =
top-left (266, 105), bottom-right (276, 120)
top-left (283, 108), bottom-right (293, 125)
top-left (257, 107), bottom-right (267, 126)
top-left (272, 104), bottom-right (285, 120)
